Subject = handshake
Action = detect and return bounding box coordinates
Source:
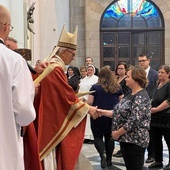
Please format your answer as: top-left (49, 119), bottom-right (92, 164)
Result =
top-left (88, 106), bottom-right (113, 119)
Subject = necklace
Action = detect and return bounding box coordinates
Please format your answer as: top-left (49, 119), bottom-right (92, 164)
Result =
top-left (131, 87), bottom-right (143, 95)
top-left (118, 76), bottom-right (126, 83)
top-left (158, 79), bottom-right (170, 89)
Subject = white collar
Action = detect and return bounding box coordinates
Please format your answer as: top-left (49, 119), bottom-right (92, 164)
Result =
top-left (145, 66), bottom-right (150, 78)
top-left (0, 38), bottom-right (4, 43)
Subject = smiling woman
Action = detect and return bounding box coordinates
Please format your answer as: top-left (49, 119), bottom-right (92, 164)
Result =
top-left (66, 66), bottom-right (80, 92)
top-left (149, 65), bottom-right (170, 169)
top-left (98, 66), bottom-right (151, 170)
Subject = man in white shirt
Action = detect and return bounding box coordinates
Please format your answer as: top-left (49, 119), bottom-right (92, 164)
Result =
top-left (0, 5), bottom-right (36, 169)
top-left (138, 53), bottom-right (158, 163)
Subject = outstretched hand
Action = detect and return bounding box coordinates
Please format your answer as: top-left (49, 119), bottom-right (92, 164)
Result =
top-left (88, 106), bottom-right (99, 119)
top-left (96, 109), bottom-right (113, 118)
top-left (96, 109), bottom-right (103, 117)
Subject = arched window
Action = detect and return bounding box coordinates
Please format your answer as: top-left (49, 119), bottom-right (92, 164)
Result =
top-left (100, 0), bottom-right (164, 70)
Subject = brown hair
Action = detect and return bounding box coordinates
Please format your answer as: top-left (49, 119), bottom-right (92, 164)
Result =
top-left (6, 37), bottom-right (18, 43)
top-left (115, 62), bottom-right (128, 75)
top-left (85, 57), bottom-right (93, 62)
top-left (159, 65), bottom-right (170, 73)
top-left (80, 66), bottom-right (87, 72)
top-left (129, 65), bottom-right (148, 88)
top-left (97, 66), bottom-right (120, 93)
top-left (158, 65), bottom-right (170, 78)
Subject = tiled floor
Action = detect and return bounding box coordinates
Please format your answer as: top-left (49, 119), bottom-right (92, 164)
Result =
top-left (81, 140), bottom-right (169, 170)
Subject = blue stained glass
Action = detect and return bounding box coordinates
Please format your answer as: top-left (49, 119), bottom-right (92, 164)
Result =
top-left (102, 0), bottom-right (161, 28)
top-left (137, 1), bottom-right (158, 19)
top-left (104, 0), bottom-right (158, 19)
top-left (104, 4), bottom-right (124, 19)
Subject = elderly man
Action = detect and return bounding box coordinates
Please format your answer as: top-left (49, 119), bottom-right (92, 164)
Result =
top-left (33, 26), bottom-right (98, 170)
top-left (0, 4), bottom-right (36, 170)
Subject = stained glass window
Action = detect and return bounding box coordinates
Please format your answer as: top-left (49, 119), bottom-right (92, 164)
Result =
top-left (101, 0), bottom-right (162, 28)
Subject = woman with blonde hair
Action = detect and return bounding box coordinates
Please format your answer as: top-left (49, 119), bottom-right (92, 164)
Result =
top-left (79, 66), bottom-right (87, 81)
top-left (87, 66), bottom-right (123, 168)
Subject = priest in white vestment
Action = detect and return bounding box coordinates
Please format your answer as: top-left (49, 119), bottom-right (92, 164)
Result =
top-left (0, 5), bottom-right (36, 170)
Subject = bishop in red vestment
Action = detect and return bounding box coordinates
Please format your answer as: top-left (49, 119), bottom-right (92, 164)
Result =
top-left (34, 25), bottom-right (98, 170)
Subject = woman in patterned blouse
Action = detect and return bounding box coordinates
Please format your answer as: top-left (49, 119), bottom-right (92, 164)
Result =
top-left (98, 66), bottom-right (151, 170)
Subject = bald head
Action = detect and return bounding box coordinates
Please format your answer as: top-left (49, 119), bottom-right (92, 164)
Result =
top-left (0, 5), bottom-right (11, 40)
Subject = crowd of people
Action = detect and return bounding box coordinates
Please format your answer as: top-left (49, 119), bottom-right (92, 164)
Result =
top-left (1, 3), bottom-right (170, 170)
top-left (64, 53), bottom-right (170, 170)
top-left (64, 55), bottom-right (170, 170)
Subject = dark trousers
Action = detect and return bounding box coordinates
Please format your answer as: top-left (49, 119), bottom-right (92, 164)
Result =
top-left (93, 133), bottom-right (114, 161)
top-left (147, 129), bottom-right (154, 157)
top-left (150, 126), bottom-right (170, 163)
top-left (120, 142), bottom-right (145, 170)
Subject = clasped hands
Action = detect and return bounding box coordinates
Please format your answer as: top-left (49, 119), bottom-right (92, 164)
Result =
top-left (88, 108), bottom-right (120, 140)
top-left (88, 107), bottom-right (106, 119)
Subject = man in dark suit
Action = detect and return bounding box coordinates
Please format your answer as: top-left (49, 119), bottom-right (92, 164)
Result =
top-left (138, 53), bottom-right (158, 163)
top-left (86, 56), bottom-right (99, 76)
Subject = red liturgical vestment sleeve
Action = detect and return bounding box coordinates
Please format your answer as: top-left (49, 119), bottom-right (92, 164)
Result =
top-left (34, 65), bottom-right (89, 170)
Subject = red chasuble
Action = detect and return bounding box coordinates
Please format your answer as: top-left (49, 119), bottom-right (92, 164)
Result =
top-left (34, 64), bottom-right (89, 170)
top-left (24, 123), bottom-right (42, 170)
top-left (24, 74), bottom-right (42, 170)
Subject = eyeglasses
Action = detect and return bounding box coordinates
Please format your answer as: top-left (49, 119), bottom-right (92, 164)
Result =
top-left (117, 68), bottom-right (124, 70)
top-left (138, 59), bottom-right (148, 63)
top-left (4, 23), bottom-right (13, 31)
top-left (66, 49), bottom-right (75, 57)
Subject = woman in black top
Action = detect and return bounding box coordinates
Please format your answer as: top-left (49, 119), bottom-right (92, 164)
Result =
top-left (149, 65), bottom-right (170, 170)
top-left (115, 62), bottom-right (131, 96)
top-left (113, 62), bottom-right (131, 157)
top-left (66, 66), bottom-right (80, 92)
top-left (87, 67), bottom-right (123, 168)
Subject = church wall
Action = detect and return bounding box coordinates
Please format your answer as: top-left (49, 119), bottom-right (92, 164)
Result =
top-left (1, 0), bottom-right (170, 67)
top-left (70, 0), bottom-right (170, 69)
top-left (0, 0), bottom-right (25, 48)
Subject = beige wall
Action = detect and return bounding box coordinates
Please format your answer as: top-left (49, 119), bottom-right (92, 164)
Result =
top-left (0, 0), bottom-right (25, 48)
top-left (1, 0), bottom-right (169, 67)
top-left (70, 0), bottom-right (170, 69)
top-left (29, 0), bottom-right (69, 65)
